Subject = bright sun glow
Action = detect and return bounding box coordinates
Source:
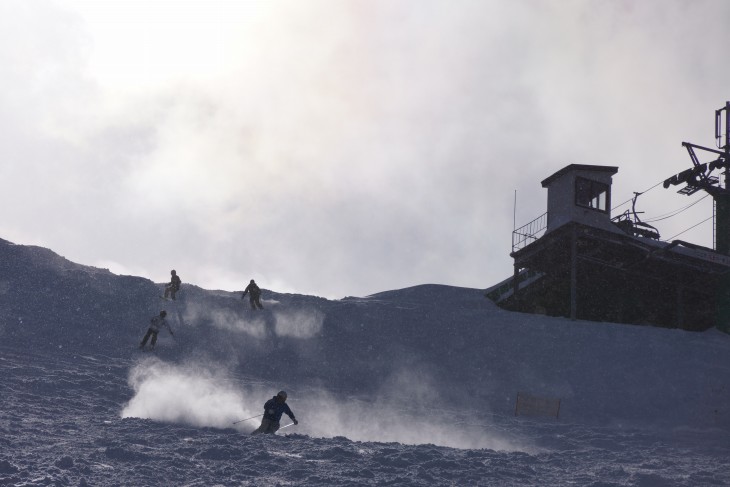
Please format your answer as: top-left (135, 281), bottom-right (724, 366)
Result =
top-left (59, 0), bottom-right (266, 89)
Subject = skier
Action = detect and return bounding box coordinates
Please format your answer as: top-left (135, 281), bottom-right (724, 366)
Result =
top-left (139, 310), bottom-right (174, 350)
top-left (164, 270), bottom-right (182, 300)
top-left (252, 391), bottom-right (298, 434)
top-left (241, 279), bottom-right (264, 310)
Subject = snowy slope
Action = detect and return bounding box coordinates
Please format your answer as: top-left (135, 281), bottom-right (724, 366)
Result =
top-left (2, 238), bottom-right (730, 486)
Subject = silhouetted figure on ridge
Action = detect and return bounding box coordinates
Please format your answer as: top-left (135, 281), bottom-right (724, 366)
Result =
top-left (164, 270), bottom-right (181, 300)
top-left (241, 279), bottom-right (264, 310)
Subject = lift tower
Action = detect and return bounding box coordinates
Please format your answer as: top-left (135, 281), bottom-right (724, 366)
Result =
top-left (664, 101), bottom-right (730, 255)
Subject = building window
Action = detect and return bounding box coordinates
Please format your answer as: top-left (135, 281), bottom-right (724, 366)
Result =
top-left (575, 177), bottom-right (609, 212)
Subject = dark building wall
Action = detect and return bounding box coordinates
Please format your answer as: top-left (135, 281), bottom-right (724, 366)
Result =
top-left (503, 224), bottom-right (721, 331)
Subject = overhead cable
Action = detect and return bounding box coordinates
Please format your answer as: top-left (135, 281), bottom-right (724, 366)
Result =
top-left (643, 194), bottom-right (710, 223)
top-left (611, 179), bottom-right (665, 211)
top-left (663, 215), bottom-right (714, 241)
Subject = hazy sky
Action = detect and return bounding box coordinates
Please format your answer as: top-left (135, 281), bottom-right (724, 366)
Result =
top-left (1, 0), bottom-right (729, 298)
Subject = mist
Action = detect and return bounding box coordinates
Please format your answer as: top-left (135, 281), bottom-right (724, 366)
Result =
top-left (121, 357), bottom-right (254, 428)
top-left (121, 357), bottom-right (527, 452)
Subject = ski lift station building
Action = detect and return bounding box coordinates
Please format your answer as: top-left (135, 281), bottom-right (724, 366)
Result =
top-left (487, 162), bottom-right (730, 331)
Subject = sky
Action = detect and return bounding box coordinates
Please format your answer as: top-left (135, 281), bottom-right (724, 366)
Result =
top-left (1, 0), bottom-right (729, 298)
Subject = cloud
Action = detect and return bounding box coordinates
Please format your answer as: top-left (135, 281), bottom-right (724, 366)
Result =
top-left (1, 0), bottom-right (729, 298)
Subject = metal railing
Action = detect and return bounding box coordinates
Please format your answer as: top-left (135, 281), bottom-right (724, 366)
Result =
top-left (512, 212), bottom-right (548, 252)
top-left (484, 268), bottom-right (544, 303)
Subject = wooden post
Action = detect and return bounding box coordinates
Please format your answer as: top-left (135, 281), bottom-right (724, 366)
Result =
top-left (675, 285), bottom-right (684, 328)
top-left (570, 225), bottom-right (577, 320)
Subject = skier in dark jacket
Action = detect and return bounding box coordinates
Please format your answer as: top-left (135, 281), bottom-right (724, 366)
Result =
top-left (241, 279), bottom-right (264, 310)
top-left (252, 391), bottom-right (298, 434)
top-left (164, 270), bottom-right (182, 300)
top-left (139, 310), bottom-right (174, 349)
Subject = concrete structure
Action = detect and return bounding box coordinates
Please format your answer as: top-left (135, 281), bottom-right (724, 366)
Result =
top-left (489, 164), bottom-right (730, 331)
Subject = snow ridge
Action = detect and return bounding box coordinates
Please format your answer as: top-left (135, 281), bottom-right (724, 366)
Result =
top-left (2, 239), bottom-right (730, 486)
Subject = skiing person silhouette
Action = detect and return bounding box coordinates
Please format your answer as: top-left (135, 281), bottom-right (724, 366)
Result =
top-left (139, 310), bottom-right (174, 350)
top-left (251, 391), bottom-right (298, 434)
top-left (241, 279), bottom-right (264, 310)
top-left (164, 270), bottom-right (181, 300)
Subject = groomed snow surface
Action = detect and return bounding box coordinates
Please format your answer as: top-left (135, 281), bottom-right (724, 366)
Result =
top-left (1, 238), bottom-right (729, 486)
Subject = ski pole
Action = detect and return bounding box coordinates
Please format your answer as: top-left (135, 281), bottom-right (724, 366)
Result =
top-left (233, 414), bottom-right (263, 425)
top-left (278, 422), bottom-right (297, 431)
